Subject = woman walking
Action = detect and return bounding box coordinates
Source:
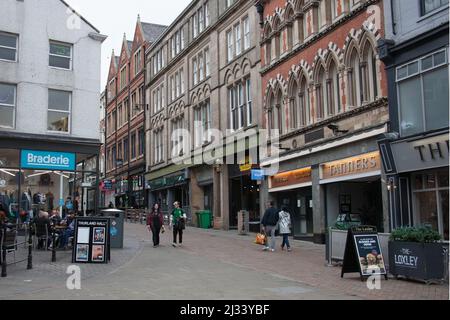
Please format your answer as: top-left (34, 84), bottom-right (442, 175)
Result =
top-left (170, 201), bottom-right (186, 247)
top-left (147, 203), bottom-right (164, 248)
top-left (279, 207), bottom-right (292, 252)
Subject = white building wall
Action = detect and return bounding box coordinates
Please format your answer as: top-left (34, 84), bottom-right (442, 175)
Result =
top-left (0, 0), bottom-right (104, 140)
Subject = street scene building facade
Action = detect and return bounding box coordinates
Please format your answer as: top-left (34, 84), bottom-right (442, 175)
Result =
top-left (0, 0), bottom-right (106, 218)
top-left (144, 0), bottom-right (263, 229)
top-left (104, 18), bottom-right (166, 209)
top-left (257, 0), bottom-right (389, 243)
top-left (378, 0), bottom-right (449, 240)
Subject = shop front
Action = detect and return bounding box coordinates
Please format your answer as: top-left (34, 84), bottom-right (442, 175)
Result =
top-left (320, 151), bottom-right (385, 232)
top-left (146, 170), bottom-right (190, 218)
top-left (0, 138), bottom-right (100, 221)
top-left (379, 131), bottom-right (449, 240)
top-left (269, 167), bottom-right (313, 239)
top-left (228, 163), bottom-right (261, 231)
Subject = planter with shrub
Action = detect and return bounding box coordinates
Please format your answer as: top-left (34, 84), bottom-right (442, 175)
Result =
top-left (389, 226), bottom-right (445, 284)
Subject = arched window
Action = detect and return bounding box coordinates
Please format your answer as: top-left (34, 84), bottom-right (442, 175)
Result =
top-left (315, 65), bottom-right (327, 120)
top-left (299, 73), bottom-right (310, 126)
top-left (264, 23), bottom-right (272, 65)
top-left (285, 8), bottom-right (294, 51)
top-left (288, 80), bottom-right (298, 130)
top-left (273, 17), bottom-right (281, 59)
top-left (274, 88), bottom-right (284, 134)
top-left (361, 40), bottom-right (379, 103)
top-left (295, 0), bottom-right (305, 44)
top-left (347, 46), bottom-right (361, 107)
top-left (327, 58), bottom-right (341, 115)
top-left (268, 91), bottom-right (275, 133)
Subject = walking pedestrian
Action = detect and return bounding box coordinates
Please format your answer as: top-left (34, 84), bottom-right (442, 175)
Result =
top-left (147, 203), bottom-right (164, 247)
top-left (279, 206), bottom-right (292, 252)
top-left (170, 201), bottom-right (186, 247)
top-left (261, 201), bottom-right (280, 252)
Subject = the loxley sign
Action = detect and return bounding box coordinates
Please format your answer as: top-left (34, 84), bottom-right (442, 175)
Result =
top-left (20, 150), bottom-right (76, 171)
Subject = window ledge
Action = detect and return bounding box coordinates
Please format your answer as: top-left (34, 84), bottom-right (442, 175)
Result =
top-left (417, 5), bottom-right (449, 23)
top-left (0, 58), bottom-right (17, 64)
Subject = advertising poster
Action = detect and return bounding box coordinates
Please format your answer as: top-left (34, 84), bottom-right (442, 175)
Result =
top-left (354, 235), bottom-right (386, 276)
top-left (76, 244), bottom-right (89, 262)
top-left (77, 227), bottom-right (90, 244)
top-left (93, 227), bottom-right (105, 244)
top-left (92, 245), bottom-right (105, 262)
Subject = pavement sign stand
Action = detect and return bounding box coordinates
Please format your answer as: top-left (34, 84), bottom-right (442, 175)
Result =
top-left (341, 226), bottom-right (388, 282)
top-left (72, 217), bottom-right (110, 264)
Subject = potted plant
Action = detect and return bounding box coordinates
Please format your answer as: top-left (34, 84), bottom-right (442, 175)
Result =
top-left (389, 226), bottom-right (445, 284)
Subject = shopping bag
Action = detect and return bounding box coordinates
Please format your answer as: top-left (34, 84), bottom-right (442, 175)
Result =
top-left (255, 233), bottom-right (267, 245)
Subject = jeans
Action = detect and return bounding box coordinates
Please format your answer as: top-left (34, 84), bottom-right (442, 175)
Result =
top-left (59, 229), bottom-right (74, 248)
top-left (264, 226), bottom-right (276, 250)
top-left (151, 226), bottom-right (161, 246)
top-left (173, 227), bottom-right (183, 244)
top-left (281, 234), bottom-right (291, 249)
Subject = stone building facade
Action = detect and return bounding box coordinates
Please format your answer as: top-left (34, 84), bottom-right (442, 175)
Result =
top-left (145, 0), bottom-right (262, 229)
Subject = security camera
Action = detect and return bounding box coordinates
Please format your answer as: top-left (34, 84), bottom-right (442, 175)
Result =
top-left (327, 124), bottom-right (339, 131)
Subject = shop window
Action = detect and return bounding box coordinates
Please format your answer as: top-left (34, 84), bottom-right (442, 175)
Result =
top-left (412, 170), bottom-right (449, 240)
top-left (48, 89), bottom-right (71, 133)
top-left (397, 48), bottom-right (449, 137)
top-left (49, 41), bottom-right (72, 70)
top-left (0, 32), bottom-right (18, 62)
top-left (0, 83), bottom-right (16, 128)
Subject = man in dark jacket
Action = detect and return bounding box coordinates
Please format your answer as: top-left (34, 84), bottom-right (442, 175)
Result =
top-left (261, 201), bottom-right (279, 252)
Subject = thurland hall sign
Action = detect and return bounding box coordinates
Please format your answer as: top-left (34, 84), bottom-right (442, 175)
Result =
top-left (321, 152), bottom-right (381, 180)
top-left (390, 133), bottom-right (449, 173)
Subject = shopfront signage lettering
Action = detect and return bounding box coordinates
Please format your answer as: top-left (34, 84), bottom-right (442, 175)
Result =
top-left (270, 167), bottom-right (312, 189)
top-left (390, 134), bottom-right (449, 173)
top-left (414, 139), bottom-right (449, 162)
top-left (322, 152), bottom-right (381, 180)
top-left (21, 150), bottom-right (76, 171)
top-left (394, 254), bottom-right (419, 268)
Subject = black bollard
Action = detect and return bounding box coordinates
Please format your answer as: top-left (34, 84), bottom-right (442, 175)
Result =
top-left (27, 223), bottom-right (33, 270)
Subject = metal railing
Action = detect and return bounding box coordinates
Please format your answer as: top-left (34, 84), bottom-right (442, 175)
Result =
top-left (0, 222), bottom-right (33, 278)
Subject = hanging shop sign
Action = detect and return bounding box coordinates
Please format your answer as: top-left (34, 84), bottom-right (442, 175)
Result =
top-left (239, 156), bottom-right (254, 172)
top-left (269, 167), bottom-right (312, 190)
top-left (341, 226), bottom-right (388, 281)
top-left (251, 169), bottom-right (265, 181)
top-left (20, 150), bottom-right (76, 171)
top-left (321, 152), bottom-right (381, 181)
top-left (72, 217), bottom-right (110, 264)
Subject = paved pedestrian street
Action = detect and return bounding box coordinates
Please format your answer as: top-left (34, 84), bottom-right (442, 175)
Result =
top-left (0, 223), bottom-right (448, 300)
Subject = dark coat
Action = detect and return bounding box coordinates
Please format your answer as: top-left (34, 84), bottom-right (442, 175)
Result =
top-left (147, 210), bottom-right (164, 229)
top-left (261, 207), bottom-right (280, 227)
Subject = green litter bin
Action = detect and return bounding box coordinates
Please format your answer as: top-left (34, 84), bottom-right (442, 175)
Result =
top-left (198, 211), bottom-right (212, 229)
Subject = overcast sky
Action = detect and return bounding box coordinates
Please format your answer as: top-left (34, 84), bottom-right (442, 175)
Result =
top-left (65, 0), bottom-right (192, 89)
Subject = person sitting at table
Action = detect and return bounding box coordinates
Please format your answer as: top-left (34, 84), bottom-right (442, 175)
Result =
top-left (59, 212), bottom-right (76, 250)
top-left (32, 211), bottom-right (52, 250)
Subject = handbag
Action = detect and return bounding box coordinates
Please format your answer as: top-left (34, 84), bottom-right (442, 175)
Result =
top-left (176, 218), bottom-right (186, 230)
top-left (255, 233), bottom-right (267, 245)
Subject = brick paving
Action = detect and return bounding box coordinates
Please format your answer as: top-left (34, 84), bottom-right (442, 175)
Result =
top-left (0, 223), bottom-right (448, 300)
top-left (183, 227), bottom-right (449, 300)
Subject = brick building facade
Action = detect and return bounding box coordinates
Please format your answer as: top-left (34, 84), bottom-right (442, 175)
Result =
top-left (256, 0), bottom-right (390, 243)
top-left (105, 18), bottom-right (166, 209)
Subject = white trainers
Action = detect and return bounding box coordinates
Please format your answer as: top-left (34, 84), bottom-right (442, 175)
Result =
top-left (270, 249), bottom-right (275, 252)
top-left (172, 243), bottom-right (178, 248)
top-left (262, 246), bottom-right (269, 251)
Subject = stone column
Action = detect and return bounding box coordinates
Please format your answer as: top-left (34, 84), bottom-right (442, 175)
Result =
top-left (220, 165), bottom-right (230, 230)
top-left (312, 165), bottom-right (326, 244)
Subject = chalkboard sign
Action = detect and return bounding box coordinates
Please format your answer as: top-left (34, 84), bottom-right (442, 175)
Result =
top-left (72, 217), bottom-right (110, 264)
top-left (341, 226), bottom-right (388, 281)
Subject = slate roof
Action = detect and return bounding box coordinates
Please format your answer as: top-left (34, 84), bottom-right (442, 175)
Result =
top-left (141, 22), bottom-right (168, 43)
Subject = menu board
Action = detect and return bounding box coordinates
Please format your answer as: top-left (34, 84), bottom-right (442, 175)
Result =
top-left (341, 226), bottom-right (388, 281)
top-left (72, 218), bottom-right (110, 264)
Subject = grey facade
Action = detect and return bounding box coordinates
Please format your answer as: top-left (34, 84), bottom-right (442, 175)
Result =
top-left (378, 0), bottom-right (449, 239)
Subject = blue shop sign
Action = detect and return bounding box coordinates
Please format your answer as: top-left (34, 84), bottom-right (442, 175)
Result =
top-left (251, 169), bottom-right (265, 181)
top-left (21, 150), bottom-right (76, 171)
